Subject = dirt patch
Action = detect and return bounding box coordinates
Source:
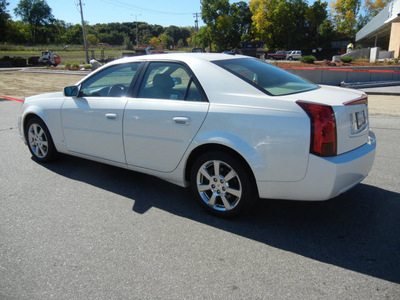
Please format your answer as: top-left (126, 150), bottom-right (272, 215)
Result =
top-left (367, 95), bottom-right (400, 116)
top-left (0, 71), bottom-right (85, 99)
top-left (0, 70), bottom-right (399, 116)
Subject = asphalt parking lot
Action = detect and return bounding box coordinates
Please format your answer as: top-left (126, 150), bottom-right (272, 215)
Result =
top-left (1, 98), bottom-right (399, 299)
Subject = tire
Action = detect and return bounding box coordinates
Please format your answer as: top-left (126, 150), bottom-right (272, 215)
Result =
top-left (25, 117), bottom-right (58, 163)
top-left (190, 151), bottom-right (256, 217)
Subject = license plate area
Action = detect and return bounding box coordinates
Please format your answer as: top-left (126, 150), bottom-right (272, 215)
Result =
top-left (356, 110), bottom-right (366, 129)
top-left (350, 109), bottom-right (368, 135)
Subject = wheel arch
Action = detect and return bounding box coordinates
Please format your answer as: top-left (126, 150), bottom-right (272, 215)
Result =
top-left (184, 143), bottom-right (259, 197)
top-left (22, 113), bottom-right (44, 139)
top-left (22, 112), bottom-right (61, 153)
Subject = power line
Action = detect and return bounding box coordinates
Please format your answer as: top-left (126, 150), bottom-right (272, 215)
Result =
top-left (100, 0), bottom-right (192, 16)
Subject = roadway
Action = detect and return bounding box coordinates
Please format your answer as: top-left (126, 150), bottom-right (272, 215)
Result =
top-left (0, 99), bottom-right (399, 299)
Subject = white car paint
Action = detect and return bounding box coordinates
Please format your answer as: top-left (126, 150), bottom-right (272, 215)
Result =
top-left (123, 99), bottom-right (209, 172)
top-left (19, 53), bottom-right (376, 208)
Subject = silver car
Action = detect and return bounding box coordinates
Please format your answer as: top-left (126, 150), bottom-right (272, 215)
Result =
top-left (286, 50), bottom-right (302, 60)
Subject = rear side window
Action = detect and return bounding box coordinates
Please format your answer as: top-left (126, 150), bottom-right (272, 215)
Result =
top-left (138, 62), bottom-right (206, 102)
top-left (213, 58), bottom-right (318, 96)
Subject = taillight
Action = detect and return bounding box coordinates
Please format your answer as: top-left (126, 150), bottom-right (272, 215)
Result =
top-left (296, 100), bottom-right (337, 157)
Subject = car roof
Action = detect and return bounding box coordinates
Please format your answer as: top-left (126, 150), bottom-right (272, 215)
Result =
top-left (111, 53), bottom-right (252, 66)
top-left (83, 53), bottom-right (255, 85)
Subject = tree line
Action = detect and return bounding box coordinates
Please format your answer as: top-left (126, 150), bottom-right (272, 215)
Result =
top-left (0, 0), bottom-right (391, 51)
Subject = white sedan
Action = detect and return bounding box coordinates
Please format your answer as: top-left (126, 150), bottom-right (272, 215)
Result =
top-left (18, 53), bottom-right (376, 217)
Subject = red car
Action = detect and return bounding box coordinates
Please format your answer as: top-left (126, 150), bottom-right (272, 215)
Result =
top-left (266, 50), bottom-right (287, 60)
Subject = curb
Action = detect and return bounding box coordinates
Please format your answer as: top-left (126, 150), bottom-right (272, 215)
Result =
top-left (0, 95), bottom-right (23, 102)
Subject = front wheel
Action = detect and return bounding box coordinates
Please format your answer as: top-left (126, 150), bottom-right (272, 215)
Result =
top-left (25, 117), bottom-right (58, 163)
top-left (190, 152), bottom-right (256, 217)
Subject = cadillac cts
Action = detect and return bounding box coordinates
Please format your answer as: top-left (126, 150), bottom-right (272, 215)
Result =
top-left (18, 53), bottom-right (376, 217)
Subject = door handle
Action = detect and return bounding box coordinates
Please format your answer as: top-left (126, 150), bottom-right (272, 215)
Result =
top-left (173, 117), bottom-right (191, 125)
top-left (105, 113), bottom-right (118, 120)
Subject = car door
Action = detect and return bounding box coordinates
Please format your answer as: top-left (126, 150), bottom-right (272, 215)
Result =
top-left (61, 62), bottom-right (140, 164)
top-left (123, 61), bottom-right (209, 172)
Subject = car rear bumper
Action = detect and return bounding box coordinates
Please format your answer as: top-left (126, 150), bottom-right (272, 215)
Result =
top-left (257, 130), bottom-right (376, 201)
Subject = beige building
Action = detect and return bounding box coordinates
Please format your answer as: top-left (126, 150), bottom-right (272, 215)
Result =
top-left (356, 0), bottom-right (400, 58)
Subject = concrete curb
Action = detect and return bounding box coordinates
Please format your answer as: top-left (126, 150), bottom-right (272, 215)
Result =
top-left (341, 81), bottom-right (400, 96)
top-left (358, 88), bottom-right (400, 96)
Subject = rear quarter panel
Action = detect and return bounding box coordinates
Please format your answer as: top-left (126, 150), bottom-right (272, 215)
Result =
top-left (190, 59), bottom-right (311, 182)
top-left (192, 102), bottom-right (310, 182)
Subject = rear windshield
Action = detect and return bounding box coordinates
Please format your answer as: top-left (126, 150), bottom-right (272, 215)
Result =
top-left (213, 58), bottom-right (318, 96)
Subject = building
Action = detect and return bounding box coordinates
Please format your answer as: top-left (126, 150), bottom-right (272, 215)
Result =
top-left (356, 0), bottom-right (400, 58)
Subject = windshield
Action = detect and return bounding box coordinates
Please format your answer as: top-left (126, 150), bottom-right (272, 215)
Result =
top-left (213, 58), bottom-right (318, 96)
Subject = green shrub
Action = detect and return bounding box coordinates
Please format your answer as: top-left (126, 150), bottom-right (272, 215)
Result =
top-left (65, 62), bottom-right (71, 69)
top-left (71, 62), bottom-right (80, 70)
top-left (83, 64), bottom-right (92, 69)
top-left (341, 56), bottom-right (353, 63)
top-left (300, 55), bottom-right (316, 64)
top-left (354, 58), bottom-right (369, 63)
top-left (394, 58), bottom-right (399, 63)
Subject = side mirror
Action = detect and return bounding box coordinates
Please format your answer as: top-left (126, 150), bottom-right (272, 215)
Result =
top-left (64, 86), bottom-right (79, 97)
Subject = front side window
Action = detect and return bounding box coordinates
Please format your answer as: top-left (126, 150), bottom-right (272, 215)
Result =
top-left (213, 58), bottom-right (319, 96)
top-left (80, 63), bottom-right (140, 97)
top-left (138, 62), bottom-right (205, 101)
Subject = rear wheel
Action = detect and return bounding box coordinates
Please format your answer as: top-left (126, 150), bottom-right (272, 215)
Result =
top-left (25, 117), bottom-right (58, 163)
top-left (190, 151), bottom-right (256, 217)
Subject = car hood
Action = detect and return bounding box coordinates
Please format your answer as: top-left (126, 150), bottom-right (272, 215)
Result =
top-left (25, 91), bottom-right (64, 103)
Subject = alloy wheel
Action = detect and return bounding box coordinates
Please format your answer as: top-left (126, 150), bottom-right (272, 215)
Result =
top-left (28, 123), bottom-right (49, 158)
top-left (196, 160), bottom-right (242, 212)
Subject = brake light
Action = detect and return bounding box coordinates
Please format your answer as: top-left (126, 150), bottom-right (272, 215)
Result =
top-left (296, 100), bottom-right (337, 157)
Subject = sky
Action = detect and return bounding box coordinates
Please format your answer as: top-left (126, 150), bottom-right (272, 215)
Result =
top-left (7, 0), bottom-right (234, 28)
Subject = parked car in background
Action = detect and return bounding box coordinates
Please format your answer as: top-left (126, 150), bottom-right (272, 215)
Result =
top-left (18, 53), bottom-right (376, 217)
top-left (266, 50), bottom-right (287, 60)
top-left (286, 50), bottom-right (302, 60)
top-left (192, 47), bottom-right (206, 53)
top-left (98, 42), bottom-right (111, 48)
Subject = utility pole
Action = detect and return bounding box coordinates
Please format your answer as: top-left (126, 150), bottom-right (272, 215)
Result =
top-left (132, 14), bottom-right (141, 49)
top-left (79, 0), bottom-right (89, 64)
top-left (193, 12), bottom-right (200, 47)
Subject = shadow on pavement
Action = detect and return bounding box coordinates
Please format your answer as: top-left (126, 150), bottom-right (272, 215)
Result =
top-left (41, 154), bottom-right (400, 284)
